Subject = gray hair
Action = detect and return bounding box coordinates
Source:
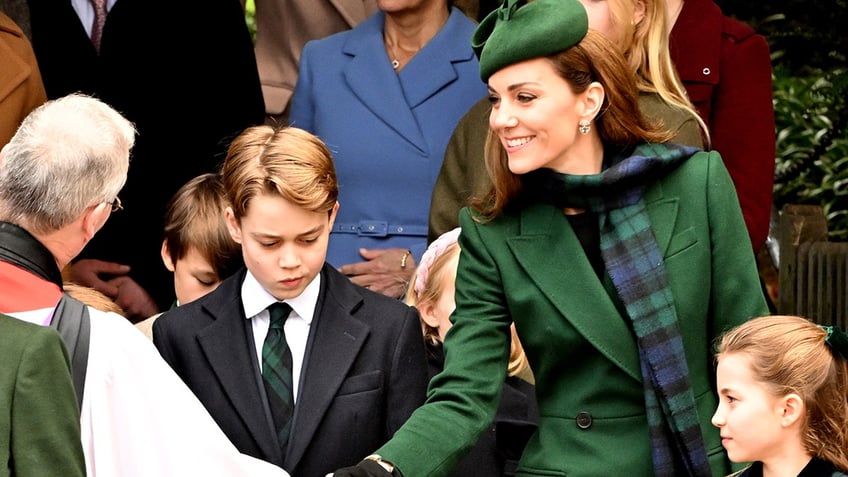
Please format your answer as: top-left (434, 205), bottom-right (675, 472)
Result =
top-left (0, 93), bottom-right (135, 233)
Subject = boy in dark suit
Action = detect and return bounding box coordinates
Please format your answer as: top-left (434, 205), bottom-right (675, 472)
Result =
top-left (153, 126), bottom-right (428, 477)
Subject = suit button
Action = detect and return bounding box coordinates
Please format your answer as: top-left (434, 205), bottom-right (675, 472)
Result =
top-left (576, 411), bottom-right (593, 429)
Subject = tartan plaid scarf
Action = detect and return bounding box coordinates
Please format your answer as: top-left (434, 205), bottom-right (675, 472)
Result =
top-left (524, 143), bottom-right (712, 477)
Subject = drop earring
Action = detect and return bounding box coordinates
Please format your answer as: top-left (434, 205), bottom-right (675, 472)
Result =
top-left (578, 119), bottom-right (591, 135)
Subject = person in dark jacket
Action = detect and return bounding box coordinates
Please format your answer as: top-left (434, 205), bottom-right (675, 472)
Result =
top-left (25, 0), bottom-right (265, 320)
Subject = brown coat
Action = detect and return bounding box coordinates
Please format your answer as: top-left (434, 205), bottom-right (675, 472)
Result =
top-left (0, 11), bottom-right (46, 148)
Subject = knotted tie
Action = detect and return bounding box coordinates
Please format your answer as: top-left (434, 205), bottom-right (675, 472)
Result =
top-left (262, 302), bottom-right (294, 458)
top-left (90, 0), bottom-right (107, 51)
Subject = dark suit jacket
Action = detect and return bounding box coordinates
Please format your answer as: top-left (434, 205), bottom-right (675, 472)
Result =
top-left (26, 0), bottom-right (265, 310)
top-left (152, 264), bottom-right (428, 477)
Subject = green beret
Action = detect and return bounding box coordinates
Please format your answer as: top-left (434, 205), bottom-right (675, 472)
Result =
top-left (472, 0), bottom-right (589, 82)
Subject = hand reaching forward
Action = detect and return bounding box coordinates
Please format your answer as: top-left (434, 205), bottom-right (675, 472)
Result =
top-left (66, 258), bottom-right (128, 298)
top-left (106, 275), bottom-right (160, 323)
top-left (67, 259), bottom-right (160, 322)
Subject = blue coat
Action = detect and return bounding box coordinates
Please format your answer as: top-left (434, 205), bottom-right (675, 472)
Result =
top-left (289, 8), bottom-right (487, 265)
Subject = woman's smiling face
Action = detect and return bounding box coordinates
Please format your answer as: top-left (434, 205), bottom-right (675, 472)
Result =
top-left (487, 57), bottom-right (590, 175)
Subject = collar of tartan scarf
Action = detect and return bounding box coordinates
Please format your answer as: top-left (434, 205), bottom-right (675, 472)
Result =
top-left (521, 142), bottom-right (698, 212)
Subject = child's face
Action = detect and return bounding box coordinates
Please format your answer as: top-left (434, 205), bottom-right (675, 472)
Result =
top-left (162, 243), bottom-right (221, 305)
top-left (421, 253), bottom-right (459, 342)
top-left (712, 352), bottom-right (788, 464)
top-left (226, 192), bottom-right (337, 301)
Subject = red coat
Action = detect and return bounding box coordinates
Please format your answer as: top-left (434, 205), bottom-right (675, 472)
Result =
top-left (670, 0), bottom-right (775, 250)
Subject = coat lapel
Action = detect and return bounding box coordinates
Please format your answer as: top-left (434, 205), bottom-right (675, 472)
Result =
top-left (507, 204), bottom-right (642, 382)
top-left (643, 178), bottom-right (679, 255)
top-left (342, 9), bottom-right (475, 153)
top-left (196, 275), bottom-right (283, 464)
top-left (343, 13), bottom-right (427, 152)
top-left (395, 9), bottom-right (477, 109)
top-left (284, 266), bottom-right (369, 468)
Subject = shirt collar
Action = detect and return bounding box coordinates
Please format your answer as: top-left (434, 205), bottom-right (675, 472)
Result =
top-left (240, 270), bottom-right (320, 325)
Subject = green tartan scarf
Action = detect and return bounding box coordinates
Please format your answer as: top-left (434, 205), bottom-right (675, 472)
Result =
top-left (523, 142), bottom-right (712, 477)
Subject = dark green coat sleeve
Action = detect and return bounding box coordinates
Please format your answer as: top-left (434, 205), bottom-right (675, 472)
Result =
top-left (1, 317), bottom-right (86, 477)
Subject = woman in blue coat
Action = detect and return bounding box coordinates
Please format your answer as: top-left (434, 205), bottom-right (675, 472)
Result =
top-left (289, 0), bottom-right (487, 298)
top-left (330, 0), bottom-right (768, 476)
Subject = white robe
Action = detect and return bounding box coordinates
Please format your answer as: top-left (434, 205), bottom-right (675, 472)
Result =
top-left (17, 306), bottom-right (290, 477)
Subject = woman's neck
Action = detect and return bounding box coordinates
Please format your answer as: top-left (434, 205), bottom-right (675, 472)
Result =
top-left (383, 3), bottom-right (449, 56)
top-left (551, 137), bottom-right (605, 176)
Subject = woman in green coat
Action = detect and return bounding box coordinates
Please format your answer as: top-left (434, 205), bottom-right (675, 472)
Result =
top-left (332, 0), bottom-right (768, 476)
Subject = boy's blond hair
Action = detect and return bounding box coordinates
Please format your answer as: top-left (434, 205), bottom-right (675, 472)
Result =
top-left (221, 126), bottom-right (338, 220)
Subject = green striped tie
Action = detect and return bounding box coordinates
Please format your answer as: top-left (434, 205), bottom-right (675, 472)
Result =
top-left (262, 302), bottom-right (294, 458)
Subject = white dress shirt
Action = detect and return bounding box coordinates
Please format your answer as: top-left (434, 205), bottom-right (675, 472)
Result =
top-left (242, 270), bottom-right (320, 402)
top-left (70, 0), bottom-right (117, 38)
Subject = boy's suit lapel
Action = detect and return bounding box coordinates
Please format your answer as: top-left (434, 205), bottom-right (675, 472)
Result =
top-left (196, 274), bottom-right (284, 465)
top-left (284, 265), bottom-right (369, 469)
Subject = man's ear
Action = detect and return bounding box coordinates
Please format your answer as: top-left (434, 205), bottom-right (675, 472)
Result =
top-left (161, 240), bottom-right (175, 272)
top-left (779, 393), bottom-right (806, 428)
top-left (225, 206), bottom-right (242, 244)
top-left (81, 202), bottom-right (110, 242)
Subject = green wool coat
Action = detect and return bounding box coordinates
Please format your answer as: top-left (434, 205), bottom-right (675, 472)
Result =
top-left (0, 314), bottom-right (85, 477)
top-left (380, 150), bottom-right (768, 476)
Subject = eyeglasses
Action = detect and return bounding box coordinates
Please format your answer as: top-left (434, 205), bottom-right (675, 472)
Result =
top-left (109, 196), bottom-right (123, 212)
